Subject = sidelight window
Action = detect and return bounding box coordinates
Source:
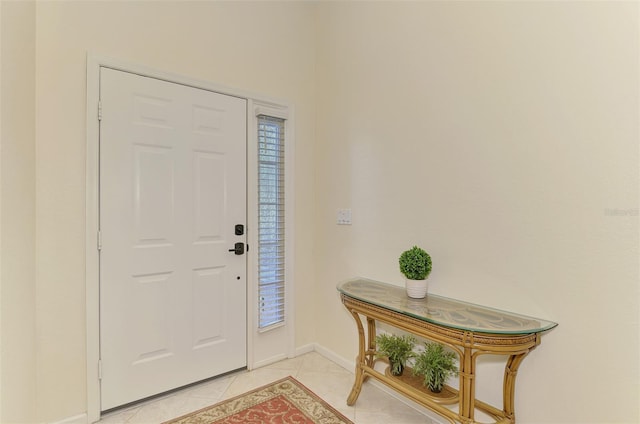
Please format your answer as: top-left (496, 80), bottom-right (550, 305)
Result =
top-left (257, 115), bottom-right (285, 329)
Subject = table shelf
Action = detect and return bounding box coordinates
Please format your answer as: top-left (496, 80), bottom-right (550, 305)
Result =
top-left (383, 365), bottom-right (458, 405)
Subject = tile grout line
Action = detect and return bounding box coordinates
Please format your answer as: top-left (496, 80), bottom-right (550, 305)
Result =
top-left (217, 374), bottom-right (238, 402)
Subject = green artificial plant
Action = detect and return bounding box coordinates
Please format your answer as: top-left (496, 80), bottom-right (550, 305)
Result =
top-left (375, 333), bottom-right (417, 376)
top-left (399, 246), bottom-right (432, 280)
top-left (412, 342), bottom-right (458, 393)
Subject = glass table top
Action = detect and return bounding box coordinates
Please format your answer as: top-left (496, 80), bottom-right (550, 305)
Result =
top-left (337, 278), bottom-right (558, 335)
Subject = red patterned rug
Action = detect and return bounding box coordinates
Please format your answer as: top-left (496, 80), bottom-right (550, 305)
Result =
top-left (163, 376), bottom-right (354, 424)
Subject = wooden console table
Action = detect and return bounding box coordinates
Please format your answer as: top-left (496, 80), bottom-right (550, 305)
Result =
top-left (337, 278), bottom-right (557, 424)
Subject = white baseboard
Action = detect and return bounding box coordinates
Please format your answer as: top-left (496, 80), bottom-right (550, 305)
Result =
top-left (294, 343), bottom-right (315, 357)
top-left (252, 342), bottom-right (316, 369)
top-left (252, 353), bottom-right (288, 369)
top-left (49, 413), bottom-right (87, 424)
top-left (312, 342), bottom-right (355, 372)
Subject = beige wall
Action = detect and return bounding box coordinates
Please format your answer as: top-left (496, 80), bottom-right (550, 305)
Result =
top-left (315, 2), bottom-right (639, 423)
top-left (0, 1), bottom-right (37, 423)
top-left (1, 1), bottom-right (638, 423)
top-left (33, 1), bottom-right (317, 422)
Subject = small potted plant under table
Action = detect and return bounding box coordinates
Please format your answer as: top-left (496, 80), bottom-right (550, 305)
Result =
top-left (412, 342), bottom-right (459, 393)
top-left (375, 333), bottom-right (416, 376)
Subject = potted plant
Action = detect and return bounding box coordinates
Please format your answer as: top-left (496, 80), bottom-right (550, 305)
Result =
top-left (399, 246), bottom-right (432, 298)
top-left (375, 333), bottom-right (416, 376)
top-left (412, 342), bottom-right (458, 393)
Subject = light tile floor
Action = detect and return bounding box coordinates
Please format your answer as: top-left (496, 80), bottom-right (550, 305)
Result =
top-left (98, 351), bottom-right (436, 424)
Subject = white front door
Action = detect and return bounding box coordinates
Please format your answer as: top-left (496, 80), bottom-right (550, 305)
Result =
top-left (99, 68), bottom-right (247, 410)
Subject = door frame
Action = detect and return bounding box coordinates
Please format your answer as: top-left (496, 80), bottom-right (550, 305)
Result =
top-left (85, 54), bottom-right (295, 423)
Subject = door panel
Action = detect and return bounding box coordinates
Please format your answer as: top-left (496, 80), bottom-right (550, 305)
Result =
top-left (99, 68), bottom-right (247, 410)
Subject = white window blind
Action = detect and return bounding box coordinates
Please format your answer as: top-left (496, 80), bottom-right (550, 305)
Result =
top-left (257, 115), bottom-right (285, 329)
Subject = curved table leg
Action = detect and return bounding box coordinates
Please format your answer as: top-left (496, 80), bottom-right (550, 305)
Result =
top-left (503, 351), bottom-right (531, 422)
top-left (346, 308), bottom-right (366, 406)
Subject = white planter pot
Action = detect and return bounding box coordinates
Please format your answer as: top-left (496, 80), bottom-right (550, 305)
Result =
top-left (405, 278), bottom-right (428, 299)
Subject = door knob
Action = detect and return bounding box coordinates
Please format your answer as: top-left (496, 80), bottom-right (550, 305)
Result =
top-left (228, 242), bottom-right (245, 255)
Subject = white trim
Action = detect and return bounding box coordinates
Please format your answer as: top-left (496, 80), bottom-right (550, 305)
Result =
top-left (294, 343), bottom-right (316, 357)
top-left (312, 343), bottom-right (354, 372)
top-left (255, 105), bottom-right (289, 120)
top-left (246, 99), bottom-right (257, 371)
top-left (257, 321), bottom-right (286, 334)
top-left (49, 413), bottom-right (88, 424)
top-left (252, 353), bottom-right (288, 369)
top-left (284, 108), bottom-right (296, 358)
top-left (87, 54), bottom-right (288, 106)
top-left (85, 54), bottom-right (101, 424)
top-left (85, 53), bottom-right (294, 422)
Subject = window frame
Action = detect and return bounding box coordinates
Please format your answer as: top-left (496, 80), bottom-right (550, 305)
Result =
top-left (247, 101), bottom-right (295, 346)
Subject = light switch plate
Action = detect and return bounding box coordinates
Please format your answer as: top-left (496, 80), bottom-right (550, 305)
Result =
top-left (337, 208), bottom-right (352, 225)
